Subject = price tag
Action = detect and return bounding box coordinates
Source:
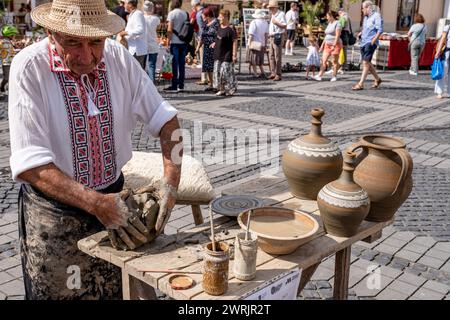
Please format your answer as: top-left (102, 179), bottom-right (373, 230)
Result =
top-left (242, 268), bottom-right (302, 300)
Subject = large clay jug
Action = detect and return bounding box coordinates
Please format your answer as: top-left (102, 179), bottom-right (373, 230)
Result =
top-left (282, 108), bottom-right (343, 200)
top-left (318, 151), bottom-right (370, 237)
top-left (349, 135), bottom-right (413, 222)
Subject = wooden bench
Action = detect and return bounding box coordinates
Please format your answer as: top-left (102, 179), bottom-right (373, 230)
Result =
top-left (78, 173), bottom-right (392, 300)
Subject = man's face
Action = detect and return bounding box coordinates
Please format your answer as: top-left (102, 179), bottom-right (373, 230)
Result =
top-left (362, 5), bottom-right (370, 16)
top-left (49, 32), bottom-right (106, 76)
top-left (125, 1), bottom-right (133, 12)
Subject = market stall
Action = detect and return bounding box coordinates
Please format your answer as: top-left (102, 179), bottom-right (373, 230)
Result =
top-left (371, 36), bottom-right (437, 69)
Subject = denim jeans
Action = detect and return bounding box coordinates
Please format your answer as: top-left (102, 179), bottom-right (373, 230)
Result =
top-left (147, 53), bottom-right (158, 82)
top-left (435, 50), bottom-right (450, 96)
top-left (170, 43), bottom-right (187, 89)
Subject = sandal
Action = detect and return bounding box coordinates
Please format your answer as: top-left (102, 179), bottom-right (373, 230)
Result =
top-left (371, 78), bottom-right (382, 89)
top-left (352, 83), bottom-right (364, 91)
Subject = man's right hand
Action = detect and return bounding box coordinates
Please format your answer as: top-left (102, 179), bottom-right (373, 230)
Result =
top-left (93, 193), bottom-right (133, 229)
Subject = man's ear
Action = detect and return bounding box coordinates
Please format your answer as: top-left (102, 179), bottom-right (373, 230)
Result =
top-left (46, 29), bottom-right (55, 44)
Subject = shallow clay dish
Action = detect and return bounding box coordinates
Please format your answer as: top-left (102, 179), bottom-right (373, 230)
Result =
top-left (237, 207), bottom-right (319, 255)
top-left (168, 274), bottom-right (195, 290)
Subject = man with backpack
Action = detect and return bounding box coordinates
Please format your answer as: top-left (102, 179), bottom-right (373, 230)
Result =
top-left (165, 0), bottom-right (193, 92)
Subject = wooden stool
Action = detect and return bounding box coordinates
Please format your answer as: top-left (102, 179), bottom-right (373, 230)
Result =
top-left (176, 200), bottom-right (208, 225)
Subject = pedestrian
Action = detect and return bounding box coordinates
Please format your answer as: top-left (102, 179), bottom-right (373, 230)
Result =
top-left (305, 35), bottom-right (320, 79)
top-left (248, 9), bottom-right (269, 79)
top-left (352, 1), bottom-right (383, 91)
top-left (10, 0), bottom-right (181, 299)
top-left (434, 23), bottom-right (450, 99)
top-left (213, 9), bottom-right (238, 96)
top-left (268, 0), bottom-right (286, 81)
top-left (284, 2), bottom-right (299, 56)
top-left (313, 11), bottom-right (342, 82)
top-left (195, 8), bottom-right (219, 92)
top-left (113, 0), bottom-right (129, 23)
top-left (191, 0), bottom-right (207, 85)
top-left (118, 0), bottom-right (147, 70)
top-left (165, 0), bottom-right (189, 92)
top-left (408, 13), bottom-right (427, 76)
top-left (0, 25), bottom-right (19, 94)
top-left (143, 1), bottom-right (161, 82)
top-left (337, 7), bottom-right (350, 74)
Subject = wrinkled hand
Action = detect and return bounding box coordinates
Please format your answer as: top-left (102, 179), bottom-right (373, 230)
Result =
top-left (95, 192), bottom-right (133, 229)
top-left (152, 177), bottom-right (177, 236)
top-left (107, 189), bottom-right (153, 251)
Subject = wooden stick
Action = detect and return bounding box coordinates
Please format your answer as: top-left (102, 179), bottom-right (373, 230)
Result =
top-left (139, 269), bottom-right (202, 275)
top-left (209, 206), bottom-right (216, 251)
top-left (245, 209), bottom-right (252, 241)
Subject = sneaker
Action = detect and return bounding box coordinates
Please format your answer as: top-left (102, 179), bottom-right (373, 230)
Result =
top-left (216, 91), bottom-right (226, 96)
top-left (325, 69), bottom-right (333, 75)
top-left (330, 77), bottom-right (337, 82)
top-left (338, 69), bottom-right (344, 75)
top-left (163, 86), bottom-right (178, 92)
top-left (437, 94), bottom-right (443, 99)
top-left (312, 75), bottom-right (322, 81)
top-left (409, 70), bottom-right (418, 76)
top-left (177, 88), bottom-right (185, 93)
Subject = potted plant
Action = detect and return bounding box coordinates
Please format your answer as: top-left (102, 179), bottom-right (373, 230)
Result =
top-left (300, 0), bottom-right (324, 35)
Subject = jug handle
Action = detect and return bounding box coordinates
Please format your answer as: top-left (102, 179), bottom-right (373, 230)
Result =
top-left (392, 148), bottom-right (411, 196)
top-left (348, 141), bottom-right (365, 153)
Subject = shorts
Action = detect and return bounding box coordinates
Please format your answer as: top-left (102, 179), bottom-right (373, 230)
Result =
top-left (286, 29), bottom-right (296, 41)
top-left (323, 42), bottom-right (342, 56)
top-left (361, 43), bottom-right (378, 62)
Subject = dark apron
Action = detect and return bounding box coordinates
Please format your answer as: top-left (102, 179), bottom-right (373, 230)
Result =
top-left (18, 174), bottom-right (124, 300)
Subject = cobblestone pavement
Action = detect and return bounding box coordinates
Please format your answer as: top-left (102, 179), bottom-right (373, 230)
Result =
top-left (1, 47), bottom-right (450, 300)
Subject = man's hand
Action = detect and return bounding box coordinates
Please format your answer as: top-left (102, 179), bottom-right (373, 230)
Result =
top-left (154, 177), bottom-right (177, 235)
top-left (91, 192), bottom-right (132, 229)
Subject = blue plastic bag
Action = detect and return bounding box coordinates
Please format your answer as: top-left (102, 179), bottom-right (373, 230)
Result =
top-left (431, 58), bottom-right (444, 81)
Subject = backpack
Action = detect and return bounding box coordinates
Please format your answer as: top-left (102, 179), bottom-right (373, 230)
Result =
top-left (173, 11), bottom-right (194, 44)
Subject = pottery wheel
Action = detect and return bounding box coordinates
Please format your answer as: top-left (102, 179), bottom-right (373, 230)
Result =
top-left (211, 195), bottom-right (264, 217)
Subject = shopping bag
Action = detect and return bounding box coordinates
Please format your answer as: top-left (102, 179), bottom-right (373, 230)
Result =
top-left (339, 48), bottom-right (345, 66)
top-left (161, 53), bottom-right (173, 80)
top-left (431, 58), bottom-right (444, 81)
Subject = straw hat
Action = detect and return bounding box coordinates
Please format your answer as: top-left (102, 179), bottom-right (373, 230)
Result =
top-left (252, 9), bottom-right (266, 19)
top-left (31, 0), bottom-right (125, 38)
top-left (268, 0), bottom-right (279, 8)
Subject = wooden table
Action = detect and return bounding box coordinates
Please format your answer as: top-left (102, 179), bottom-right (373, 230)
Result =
top-left (78, 173), bottom-right (392, 300)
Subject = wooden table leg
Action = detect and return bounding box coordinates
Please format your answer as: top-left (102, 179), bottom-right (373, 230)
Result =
top-left (191, 204), bottom-right (204, 225)
top-left (122, 270), bottom-right (157, 300)
top-left (333, 246), bottom-right (352, 300)
top-left (297, 262), bottom-right (321, 295)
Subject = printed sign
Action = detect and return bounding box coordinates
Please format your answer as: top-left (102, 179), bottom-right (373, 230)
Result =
top-left (242, 268), bottom-right (302, 300)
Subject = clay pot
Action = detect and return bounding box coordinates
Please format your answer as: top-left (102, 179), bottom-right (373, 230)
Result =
top-left (282, 108), bottom-right (343, 200)
top-left (317, 151), bottom-right (370, 237)
top-left (350, 135), bottom-right (413, 222)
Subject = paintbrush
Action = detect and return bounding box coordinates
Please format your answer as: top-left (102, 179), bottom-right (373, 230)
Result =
top-left (245, 209), bottom-right (252, 241)
top-left (209, 205), bottom-right (216, 251)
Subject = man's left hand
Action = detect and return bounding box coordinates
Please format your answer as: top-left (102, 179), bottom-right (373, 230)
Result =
top-left (152, 177), bottom-right (177, 235)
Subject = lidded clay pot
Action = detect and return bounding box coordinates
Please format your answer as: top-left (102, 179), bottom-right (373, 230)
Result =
top-left (350, 135), bottom-right (413, 222)
top-left (317, 151), bottom-right (370, 237)
top-left (282, 108), bottom-right (343, 200)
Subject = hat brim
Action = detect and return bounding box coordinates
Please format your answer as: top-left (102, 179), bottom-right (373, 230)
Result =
top-left (252, 14), bottom-right (265, 19)
top-left (31, 3), bottom-right (125, 38)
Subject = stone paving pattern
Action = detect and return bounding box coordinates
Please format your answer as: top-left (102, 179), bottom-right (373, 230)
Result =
top-left (1, 48), bottom-right (450, 300)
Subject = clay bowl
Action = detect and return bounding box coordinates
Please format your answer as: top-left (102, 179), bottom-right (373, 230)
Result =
top-left (237, 207), bottom-right (319, 255)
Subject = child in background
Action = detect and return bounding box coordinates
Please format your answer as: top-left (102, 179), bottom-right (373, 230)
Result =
top-left (0, 25), bottom-right (19, 94)
top-left (305, 35), bottom-right (320, 79)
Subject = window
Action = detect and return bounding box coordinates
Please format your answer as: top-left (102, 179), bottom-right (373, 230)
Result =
top-left (397, 0), bottom-right (420, 31)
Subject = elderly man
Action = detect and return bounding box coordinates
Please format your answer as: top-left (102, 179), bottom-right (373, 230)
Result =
top-left (119, 0), bottom-right (148, 69)
top-left (352, 0), bottom-right (383, 90)
top-left (9, 0), bottom-right (181, 299)
top-left (268, 0), bottom-right (286, 81)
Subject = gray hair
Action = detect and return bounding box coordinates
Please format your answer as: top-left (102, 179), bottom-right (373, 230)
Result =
top-left (143, 1), bottom-right (154, 13)
top-left (362, 1), bottom-right (380, 14)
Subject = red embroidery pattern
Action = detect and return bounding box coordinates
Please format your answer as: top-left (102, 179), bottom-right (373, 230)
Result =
top-left (50, 45), bottom-right (116, 189)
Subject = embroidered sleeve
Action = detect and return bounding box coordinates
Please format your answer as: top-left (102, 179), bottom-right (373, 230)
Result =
top-left (9, 57), bottom-right (55, 182)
